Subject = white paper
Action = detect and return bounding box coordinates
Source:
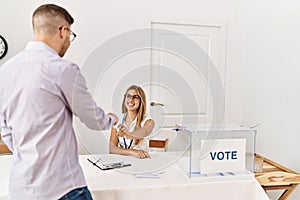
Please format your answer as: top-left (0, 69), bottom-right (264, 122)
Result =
top-left (200, 138), bottom-right (246, 174)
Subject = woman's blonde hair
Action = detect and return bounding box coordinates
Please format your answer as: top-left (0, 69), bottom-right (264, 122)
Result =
top-left (122, 85), bottom-right (146, 130)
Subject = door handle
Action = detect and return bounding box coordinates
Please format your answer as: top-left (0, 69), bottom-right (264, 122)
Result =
top-left (150, 102), bottom-right (164, 106)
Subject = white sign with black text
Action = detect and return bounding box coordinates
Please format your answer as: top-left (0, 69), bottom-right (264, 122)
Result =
top-left (200, 138), bottom-right (246, 174)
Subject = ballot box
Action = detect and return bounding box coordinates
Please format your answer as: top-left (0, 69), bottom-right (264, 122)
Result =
top-left (172, 124), bottom-right (256, 182)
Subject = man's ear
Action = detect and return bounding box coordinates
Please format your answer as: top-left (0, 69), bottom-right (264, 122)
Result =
top-left (58, 26), bottom-right (66, 39)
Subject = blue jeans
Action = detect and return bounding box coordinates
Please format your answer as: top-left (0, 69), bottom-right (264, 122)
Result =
top-left (59, 187), bottom-right (93, 200)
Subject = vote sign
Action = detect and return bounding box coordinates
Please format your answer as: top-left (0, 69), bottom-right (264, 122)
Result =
top-left (200, 138), bottom-right (246, 174)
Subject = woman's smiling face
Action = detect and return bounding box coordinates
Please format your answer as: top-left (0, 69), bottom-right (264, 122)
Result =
top-left (124, 89), bottom-right (141, 112)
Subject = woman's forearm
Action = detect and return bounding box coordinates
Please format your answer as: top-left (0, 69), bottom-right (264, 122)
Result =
top-left (127, 119), bottom-right (155, 139)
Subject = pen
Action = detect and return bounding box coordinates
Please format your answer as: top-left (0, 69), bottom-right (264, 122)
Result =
top-left (87, 158), bottom-right (132, 170)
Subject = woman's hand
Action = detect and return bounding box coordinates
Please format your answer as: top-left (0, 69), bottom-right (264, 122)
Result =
top-left (131, 149), bottom-right (150, 159)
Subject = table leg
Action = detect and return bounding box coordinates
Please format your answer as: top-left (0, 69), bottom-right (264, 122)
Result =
top-left (278, 184), bottom-right (298, 200)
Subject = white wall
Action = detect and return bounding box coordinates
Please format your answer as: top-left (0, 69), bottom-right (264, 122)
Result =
top-left (240, 0), bottom-right (300, 199)
top-left (1, 0), bottom-right (299, 199)
top-left (1, 0), bottom-right (243, 153)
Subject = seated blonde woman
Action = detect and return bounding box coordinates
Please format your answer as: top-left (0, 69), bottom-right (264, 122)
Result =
top-left (109, 85), bottom-right (155, 159)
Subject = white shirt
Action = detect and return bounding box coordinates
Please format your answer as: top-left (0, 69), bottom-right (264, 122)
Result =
top-left (0, 41), bottom-right (115, 199)
top-left (118, 114), bottom-right (151, 150)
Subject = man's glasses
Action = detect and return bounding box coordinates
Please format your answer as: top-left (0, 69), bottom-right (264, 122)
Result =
top-left (124, 94), bottom-right (140, 101)
top-left (59, 26), bottom-right (77, 42)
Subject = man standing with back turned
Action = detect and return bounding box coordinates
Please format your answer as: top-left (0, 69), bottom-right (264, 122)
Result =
top-left (0, 4), bottom-right (118, 200)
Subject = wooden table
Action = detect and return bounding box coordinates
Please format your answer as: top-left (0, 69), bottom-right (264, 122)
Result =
top-left (255, 154), bottom-right (300, 200)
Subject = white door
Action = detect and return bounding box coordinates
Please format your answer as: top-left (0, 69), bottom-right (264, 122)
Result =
top-left (150, 22), bottom-right (227, 131)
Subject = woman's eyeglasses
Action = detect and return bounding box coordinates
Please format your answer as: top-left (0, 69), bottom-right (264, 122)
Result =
top-left (124, 94), bottom-right (140, 101)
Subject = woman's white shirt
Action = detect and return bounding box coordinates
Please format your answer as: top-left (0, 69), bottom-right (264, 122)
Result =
top-left (118, 115), bottom-right (151, 151)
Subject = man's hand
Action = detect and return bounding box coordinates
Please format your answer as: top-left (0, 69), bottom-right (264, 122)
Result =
top-left (108, 112), bottom-right (118, 126)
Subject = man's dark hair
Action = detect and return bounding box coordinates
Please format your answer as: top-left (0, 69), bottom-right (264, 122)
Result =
top-left (32, 4), bottom-right (74, 28)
